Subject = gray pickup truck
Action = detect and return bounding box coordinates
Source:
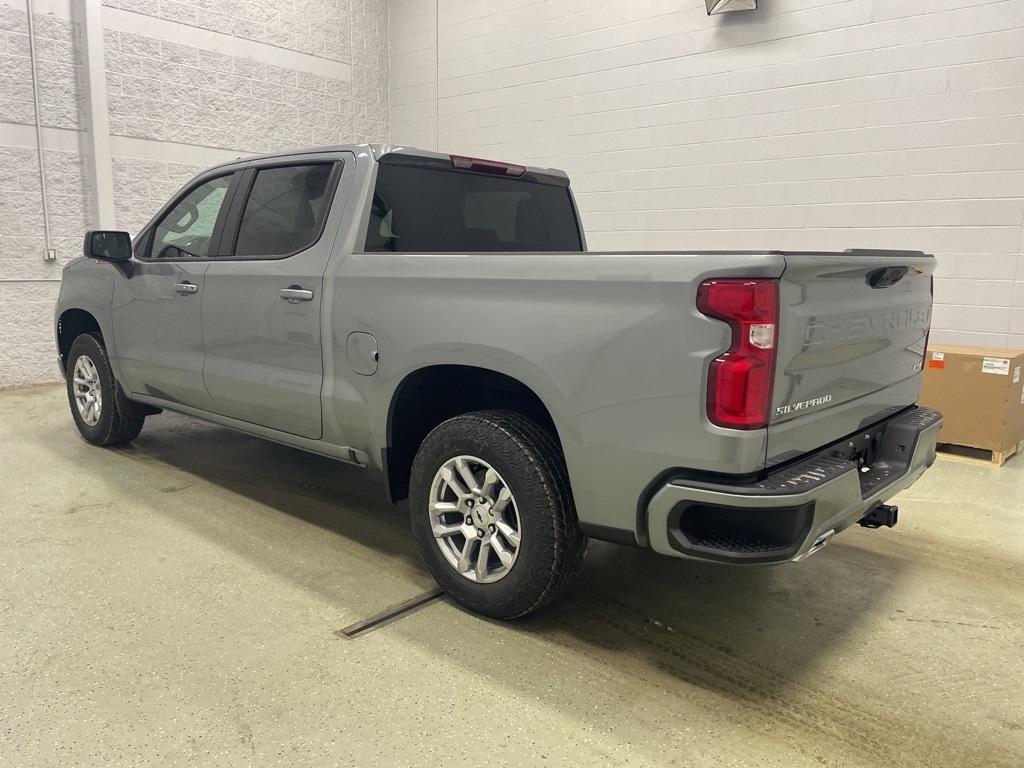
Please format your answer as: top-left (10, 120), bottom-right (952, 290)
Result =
top-left (56, 145), bottom-right (942, 618)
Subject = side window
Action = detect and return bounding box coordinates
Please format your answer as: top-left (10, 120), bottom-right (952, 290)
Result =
top-left (234, 163), bottom-right (336, 258)
top-left (362, 164), bottom-right (582, 253)
top-left (366, 192), bottom-right (397, 252)
top-left (151, 175), bottom-right (232, 259)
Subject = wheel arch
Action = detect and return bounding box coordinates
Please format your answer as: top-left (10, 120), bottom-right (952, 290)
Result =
top-left (57, 308), bottom-right (103, 375)
top-left (383, 361), bottom-right (574, 505)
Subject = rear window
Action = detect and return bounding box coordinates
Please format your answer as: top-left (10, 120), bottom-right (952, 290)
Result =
top-left (363, 164), bottom-right (582, 253)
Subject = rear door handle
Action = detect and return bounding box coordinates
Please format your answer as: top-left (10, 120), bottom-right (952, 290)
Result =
top-left (280, 286), bottom-right (314, 303)
top-left (174, 282), bottom-right (198, 295)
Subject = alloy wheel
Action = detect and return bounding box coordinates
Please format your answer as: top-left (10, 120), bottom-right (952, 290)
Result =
top-left (428, 455), bottom-right (523, 583)
top-left (72, 355), bottom-right (102, 426)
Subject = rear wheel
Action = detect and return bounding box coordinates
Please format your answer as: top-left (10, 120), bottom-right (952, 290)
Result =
top-left (65, 333), bottom-right (146, 446)
top-left (409, 410), bottom-right (587, 619)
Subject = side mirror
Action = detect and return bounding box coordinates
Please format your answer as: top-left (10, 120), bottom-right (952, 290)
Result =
top-left (84, 230), bottom-right (132, 262)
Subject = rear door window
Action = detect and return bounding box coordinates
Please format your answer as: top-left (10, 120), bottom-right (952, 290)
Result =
top-left (233, 163), bottom-right (337, 258)
top-left (363, 164), bottom-right (582, 253)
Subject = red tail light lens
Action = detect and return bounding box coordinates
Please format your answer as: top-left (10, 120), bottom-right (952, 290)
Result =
top-left (697, 278), bottom-right (779, 429)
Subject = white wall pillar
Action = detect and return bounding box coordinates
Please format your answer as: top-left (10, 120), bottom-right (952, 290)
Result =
top-left (78, 0), bottom-right (115, 228)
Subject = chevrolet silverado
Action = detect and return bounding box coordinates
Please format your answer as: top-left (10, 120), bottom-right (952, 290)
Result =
top-left (55, 145), bottom-right (942, 618)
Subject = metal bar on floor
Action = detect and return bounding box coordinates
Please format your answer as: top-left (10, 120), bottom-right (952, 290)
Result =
top-left (334, 589), bottom-right (445, 639)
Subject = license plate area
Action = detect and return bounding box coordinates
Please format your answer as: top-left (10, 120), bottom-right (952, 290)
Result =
top-left (826, 424), bottom-right (885, 468)
top-left (825, 422), bottom-right (894, 497)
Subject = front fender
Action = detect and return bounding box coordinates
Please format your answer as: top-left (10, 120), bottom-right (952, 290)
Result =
top-left (54, 258), bottom-right (120, 381)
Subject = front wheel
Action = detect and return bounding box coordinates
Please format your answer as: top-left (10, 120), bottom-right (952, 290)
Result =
top-left (65, 333), bottom-right (146, 446)
top-left (408, 410), bottom-right (587, 619)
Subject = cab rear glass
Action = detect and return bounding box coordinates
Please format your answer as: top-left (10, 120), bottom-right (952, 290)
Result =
top-left (363, 163), bottom-right (583, 253)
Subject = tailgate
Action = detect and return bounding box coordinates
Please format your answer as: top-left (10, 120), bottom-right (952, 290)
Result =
top-left (766, 250), bottom-right (934, 467)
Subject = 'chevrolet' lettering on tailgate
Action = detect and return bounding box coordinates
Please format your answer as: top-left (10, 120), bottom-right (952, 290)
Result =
top-left (804, 305), bottom-right (932, 347)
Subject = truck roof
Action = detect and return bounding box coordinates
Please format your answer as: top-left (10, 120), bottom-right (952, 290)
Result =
top-left (205, 144), bottom-right (571, 186)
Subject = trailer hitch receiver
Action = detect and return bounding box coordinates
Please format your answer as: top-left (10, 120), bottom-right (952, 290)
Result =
top-left (859, 503), bottom-right (898, 529)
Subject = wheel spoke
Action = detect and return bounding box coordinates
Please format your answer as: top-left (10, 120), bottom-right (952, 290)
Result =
top-left (454, 457), bottom-right (481, 494)
top-left (492, 487), bottom-right (512, 516)
top-left (481, 468), bottom-right (499, 501)
top-left (441, 467), bottom-right (470, 500)
top-left (495, 520), bottom-right (520, 548)
top-left (491, 536), bottom-right (514, 568)
top-left (456, 538), bottom-right (476, 573)
top-left (475, 540), bottom-right (491, 580)
top-left (429, 500), bottom-right (459, 517)
top-left (432, 520), bottom-right (464, 538)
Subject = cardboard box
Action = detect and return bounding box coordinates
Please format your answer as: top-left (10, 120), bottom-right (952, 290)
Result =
top-left (919, 344), bottom-right (1024, 459)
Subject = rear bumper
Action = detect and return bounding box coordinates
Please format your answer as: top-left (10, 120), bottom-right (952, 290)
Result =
top-left (645, 406), bottom-right (943, 564)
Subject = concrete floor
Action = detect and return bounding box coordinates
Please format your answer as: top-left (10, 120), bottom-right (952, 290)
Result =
top-left (1, 385), bottom-right (1022, 767)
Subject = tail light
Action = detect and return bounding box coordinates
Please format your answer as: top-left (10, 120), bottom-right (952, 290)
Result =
top-left (450, 155), bottom-right (526, 177)
top-left (697, 278), bottom-right (779, 429)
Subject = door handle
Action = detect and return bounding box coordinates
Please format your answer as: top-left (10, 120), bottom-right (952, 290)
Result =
top-left (280, 286), bottom-right (314, 303)
top-left (174, 282), bottom-right (198, 295)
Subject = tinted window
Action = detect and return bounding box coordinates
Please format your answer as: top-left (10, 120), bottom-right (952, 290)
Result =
top-left (234, 163), bottom-right (336, 257)
top-left (363, 164), bottom-right (582, 253)
top-left (151, 174), bottom-right (232, 259)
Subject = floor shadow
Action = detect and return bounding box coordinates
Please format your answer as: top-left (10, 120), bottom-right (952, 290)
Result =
top-left (112, 412), bottom-right (420, 558)
top-left (22, 399), bottom-right (1018, 768)
top-left (71, 412), bottom-right (907, 701)
top-left (515, 536), bottom-right (906, 693)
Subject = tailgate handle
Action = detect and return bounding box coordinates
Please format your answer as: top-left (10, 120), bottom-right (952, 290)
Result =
top-left (866, 266), bottom-right (908, 289)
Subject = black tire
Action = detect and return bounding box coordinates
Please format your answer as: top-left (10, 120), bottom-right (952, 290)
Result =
top-left (65, 332), bottom-right (146, 446)
top-left (409, 410), bottom-right (587, 619)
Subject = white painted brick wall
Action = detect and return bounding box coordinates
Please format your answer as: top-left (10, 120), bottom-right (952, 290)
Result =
top-left (102, 0), bottom-right (354, 64)
top-left (0, 143), bottom-right (87, 389)
top-left (0, 7), bottom-right (86, 129)
top-left (0, 280), bottom-right (62, 388)
top-left (111, 156), bottom-right (206, 238)
top-left (391, 0), bottom-right (1024, 349)
top-left (104, 29), bottom-right (357, 152)
top-left (1, 0), bottom-right (389, 388)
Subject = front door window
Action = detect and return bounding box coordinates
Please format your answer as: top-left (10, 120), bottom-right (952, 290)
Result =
top-left (151, 175), bottom-right (232, 259)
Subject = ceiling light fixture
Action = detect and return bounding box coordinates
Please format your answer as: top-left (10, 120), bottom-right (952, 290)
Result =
top-left (706, 0), bottom-right (757, 14)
